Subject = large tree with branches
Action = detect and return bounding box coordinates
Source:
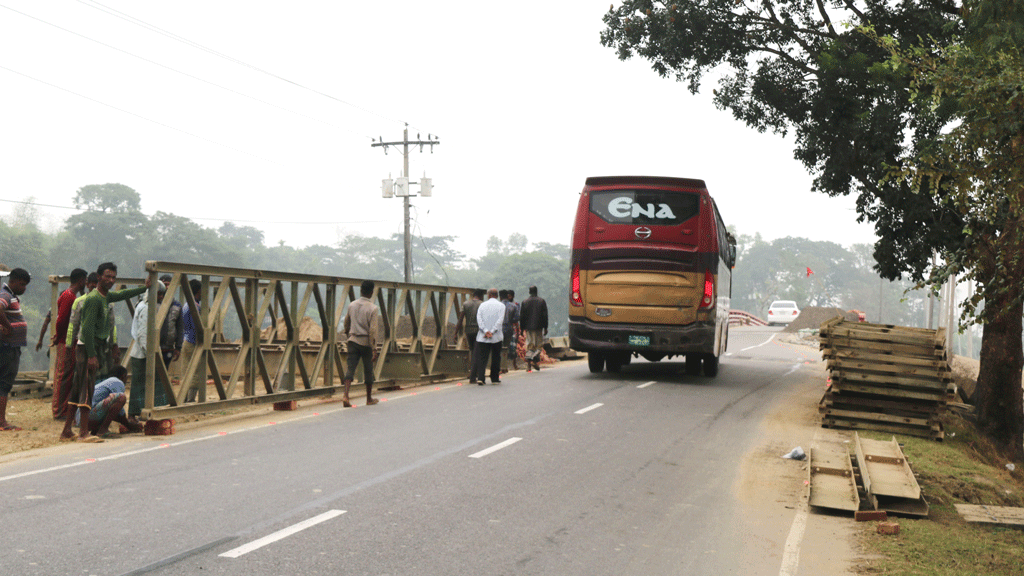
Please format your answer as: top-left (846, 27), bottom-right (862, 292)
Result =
top-left (601, 0), bottom-right (1023, 457)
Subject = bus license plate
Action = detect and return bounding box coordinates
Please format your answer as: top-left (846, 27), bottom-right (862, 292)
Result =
top-left (628, 335), bottom-right (650, 347)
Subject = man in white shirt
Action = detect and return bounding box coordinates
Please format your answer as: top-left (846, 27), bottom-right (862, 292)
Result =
top-left (128, 282), bottom-right (170, 421)
top-left (472, 288), bottom-right (505, 385)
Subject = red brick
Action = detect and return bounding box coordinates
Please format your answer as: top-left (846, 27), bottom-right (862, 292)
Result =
top-left (144, 419), bottom-right (176, 436)
top-left (876, 522), bottom-right (900, 535)
top-left (855, 510), bottom-right (888, 522)
top-left (273, 401), bottom-right (298, 411)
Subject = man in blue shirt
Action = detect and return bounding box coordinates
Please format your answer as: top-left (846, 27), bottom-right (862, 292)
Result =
top-left (89, 365), bottom-right (141, 438)
top-left (181, 279), bottom-right (205, 402)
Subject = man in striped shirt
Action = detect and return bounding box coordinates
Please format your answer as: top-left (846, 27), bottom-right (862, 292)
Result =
top-left (0, 268), bottom-right (31, 432)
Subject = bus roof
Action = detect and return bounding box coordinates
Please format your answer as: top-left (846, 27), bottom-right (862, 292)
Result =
top-left (583, 176), bottom-right (708, 189)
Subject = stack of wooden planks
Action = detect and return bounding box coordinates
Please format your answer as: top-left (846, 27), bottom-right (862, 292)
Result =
top-left (819, 318), bottom-right (954, 440)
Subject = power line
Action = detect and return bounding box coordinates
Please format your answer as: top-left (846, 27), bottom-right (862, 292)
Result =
top-left (0, 2), bottom-right (373, 141)
top-left (411, 205), bottom-right (453, 287)
top-left (0, 64), bottom-right (280, 164)
top-left (76, 0), bottom-right (424, 133)
top-left (0, 197), bottom-right (386, 227)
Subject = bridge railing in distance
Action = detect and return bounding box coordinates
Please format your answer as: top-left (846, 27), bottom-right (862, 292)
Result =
top-left (728, 310), bottom-right (768, 327)
top-left (47, 262), bottom-right (476, 421)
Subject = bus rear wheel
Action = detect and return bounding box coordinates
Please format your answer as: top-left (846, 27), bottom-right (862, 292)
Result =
top-left (703, 354), bottom-right (720, 377)
top-left (588, 352), bottom-right (605, 373)
top-left (685, 354), bottom-right (702, 376)
top-left (606, 352), bottom-right (629, 373)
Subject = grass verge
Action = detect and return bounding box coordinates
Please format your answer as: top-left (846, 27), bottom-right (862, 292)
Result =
top-left (856, 411), bottom-right (1024, 575)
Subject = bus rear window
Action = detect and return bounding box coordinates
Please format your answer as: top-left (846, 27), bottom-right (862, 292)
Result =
top-left (590, 190), bottom-right (700, 226)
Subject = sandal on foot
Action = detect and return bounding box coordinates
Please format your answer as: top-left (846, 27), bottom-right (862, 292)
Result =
top-left (80, 435), bottom-right (104, 443)
top-left (342, 398), bottom-right (352, 408)
top-left (0, 423), bottom-right (22, 432)
top-left (365, 398), bottom-right (379, 406)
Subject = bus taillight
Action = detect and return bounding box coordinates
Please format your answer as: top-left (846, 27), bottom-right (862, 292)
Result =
top-left (700, 270), bottom-right (714, 309)
top-left (571, 265), bottom-right (583, 307)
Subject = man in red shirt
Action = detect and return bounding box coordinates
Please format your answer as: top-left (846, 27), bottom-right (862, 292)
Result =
top-left (50, 268), bottom-right (88, 419)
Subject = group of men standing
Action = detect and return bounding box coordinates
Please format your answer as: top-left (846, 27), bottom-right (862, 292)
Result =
top-left (54, 263), bottom-right (152, 441)
top-left (1, 270), bottom-right (554, 435)
top-left (458, 285), bottom-right (548, 385)
top-left (0, 262), bottom-right (209, 442)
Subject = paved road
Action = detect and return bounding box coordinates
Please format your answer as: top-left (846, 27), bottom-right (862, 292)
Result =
top-left (1, 326), bottom-right (827, 576)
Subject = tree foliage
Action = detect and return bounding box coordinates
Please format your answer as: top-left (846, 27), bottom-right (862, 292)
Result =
top-left (731, 234), bottom-right (926, 326)
top-left (600, 0), bottom-right (1024, 457)
top-left (65, 184), bottom-right (150, 271)
top-left (867, 1), bottom-right (1024, 457)
top-left (601, 0), bottom-right (963, 282)
top-left (1, 195), bottom-right (579, 371)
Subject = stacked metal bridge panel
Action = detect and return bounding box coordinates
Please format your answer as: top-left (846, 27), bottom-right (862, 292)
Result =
top-left (819, 318), bottom-right (954, 440)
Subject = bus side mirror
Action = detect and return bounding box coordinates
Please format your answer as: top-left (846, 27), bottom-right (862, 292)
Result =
top-left (728, 245), bottom-right (737, 268)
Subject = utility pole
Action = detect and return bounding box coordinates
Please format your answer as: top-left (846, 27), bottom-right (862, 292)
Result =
top-left (927, 253), bottom-right (937, 329)
top-left (372, 124), bottom-right (439, 283)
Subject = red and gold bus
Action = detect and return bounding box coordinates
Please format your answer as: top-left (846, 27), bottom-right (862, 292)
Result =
top-left (568, 176), bottom-right (735, 377)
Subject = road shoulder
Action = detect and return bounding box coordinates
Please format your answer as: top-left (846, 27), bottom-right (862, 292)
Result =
top-left (734, 356), bottom-right (874, 575)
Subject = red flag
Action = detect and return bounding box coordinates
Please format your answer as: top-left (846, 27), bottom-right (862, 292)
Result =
top-left (806, 267), bottom-right (814, 277)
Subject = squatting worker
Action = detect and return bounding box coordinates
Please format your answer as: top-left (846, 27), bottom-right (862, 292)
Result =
top-left (342, 279), bottom-right (380, 407)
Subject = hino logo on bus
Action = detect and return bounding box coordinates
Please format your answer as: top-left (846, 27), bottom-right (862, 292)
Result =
top-left (635, 227), bottom-right (652, 239)
top-left (608, 197), bottom-right (677, 219)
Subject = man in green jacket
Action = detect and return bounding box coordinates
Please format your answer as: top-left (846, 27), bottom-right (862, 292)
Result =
top-left (60, 262), bottom-right (150, 442)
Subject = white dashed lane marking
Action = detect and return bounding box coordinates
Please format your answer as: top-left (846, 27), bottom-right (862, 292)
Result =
top-left (219, 510), bottom-right (346, 559)
top-left (469, 437), bottom-right (522, 459)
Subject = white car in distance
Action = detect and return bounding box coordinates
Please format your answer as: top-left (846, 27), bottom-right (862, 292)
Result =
top-left (767, 300), bottom-right (800, 326)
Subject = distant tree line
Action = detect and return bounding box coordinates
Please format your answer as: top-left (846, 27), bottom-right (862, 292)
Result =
top-left (0, 184), bottom-right (570, 372)
top-left (3, 183), bottom-right (971, 375)
top-left (731, 230), bottom-right (958, 329)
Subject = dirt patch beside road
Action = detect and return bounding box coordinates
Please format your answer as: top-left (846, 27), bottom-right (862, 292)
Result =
top-left (0, 389), bottom-right (271, 458)
top-left (733, 334), bottom-right (871, 575)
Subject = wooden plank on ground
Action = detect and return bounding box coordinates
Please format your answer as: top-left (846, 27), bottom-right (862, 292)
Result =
top-left (852, 434), bottom-right (928, 516)
top-left (822, 416), bottom-right (944, 440)
top-left (808, 444), bottom-right (860, 513)
top-left (955, 504), bottom-right (1024, 528)
top-left (9, 380), bottom-right (50, 399)
top-left (855, 434), bottom-right (921, 500)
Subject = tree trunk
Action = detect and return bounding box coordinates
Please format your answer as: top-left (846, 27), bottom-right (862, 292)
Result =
top-left (975, 295), bottom-right (1024, 460)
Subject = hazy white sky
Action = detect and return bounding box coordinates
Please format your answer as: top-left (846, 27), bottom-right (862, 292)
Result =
top-left (0, 1), bottom-right (877, 262)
